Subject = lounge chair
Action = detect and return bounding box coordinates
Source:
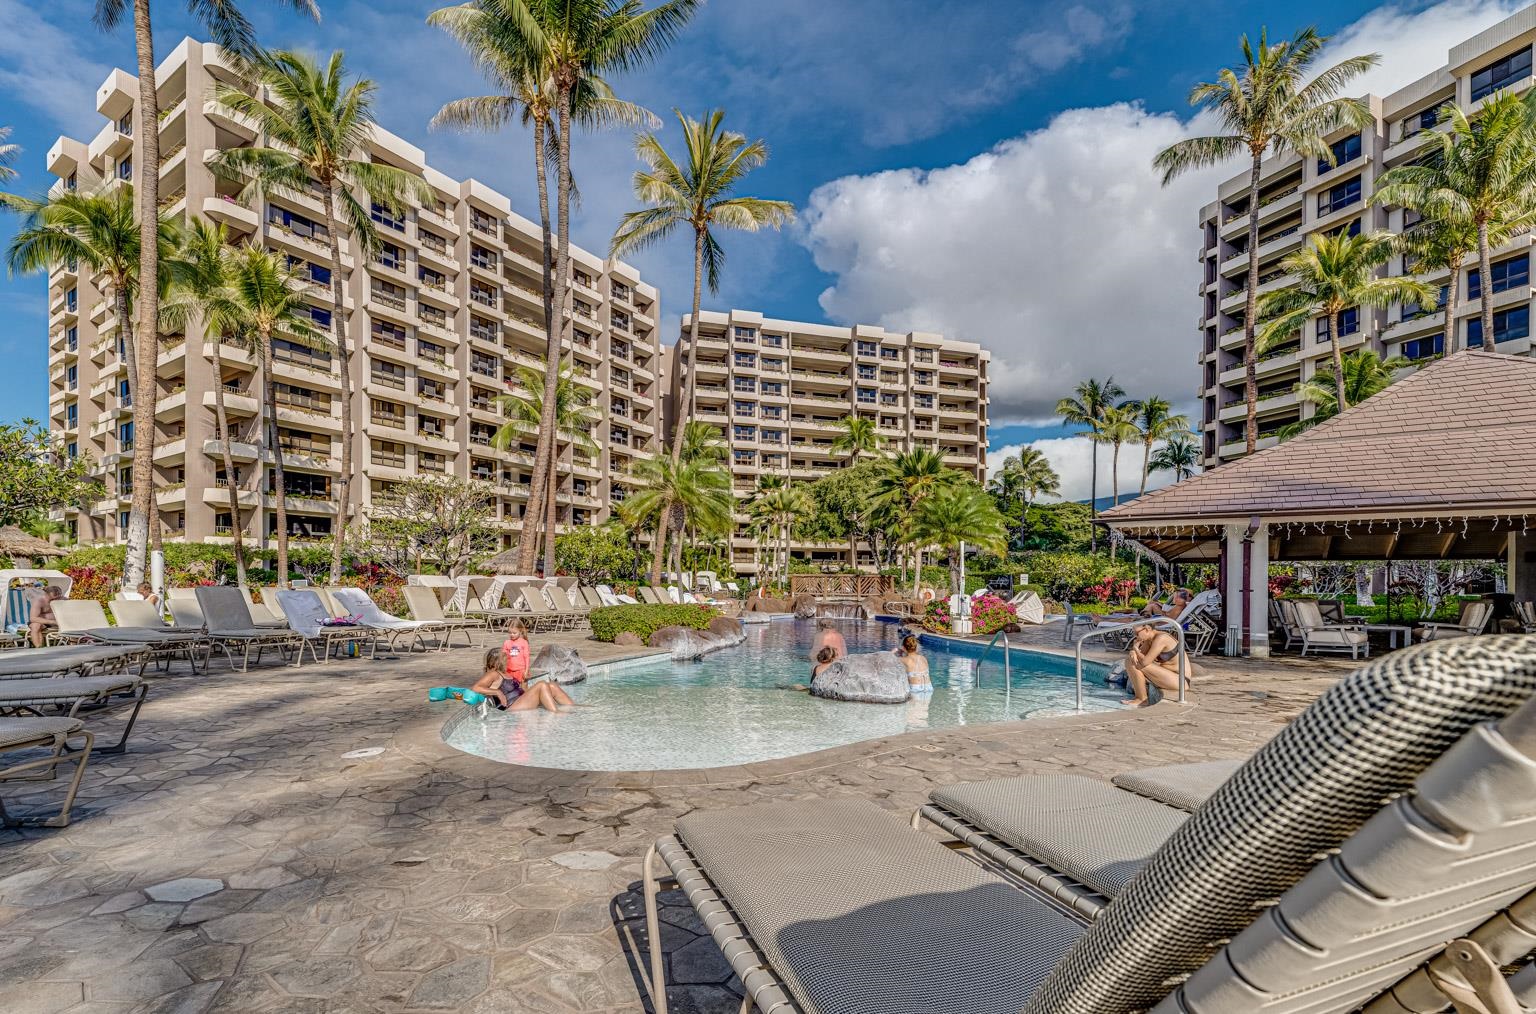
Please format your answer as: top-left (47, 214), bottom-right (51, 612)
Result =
top-left (1417, 599), bottom-right (1495, 642)
top-left (51, 599), bottom-right (210, 671)
top-left (168, 595), bottom-right (204, 629)
top-left (0, 717), bottom-right (94, 828)
top-left (595, 584), bottom-right (637, 606)
top-left (1514, 601), bottom-right (1536, 633)
top-left (274, 590), bottom-right (378, 663)
top-left (577, 587), bottom-right (605, 610)
top-left (546, 586), bottom-right (588, 629)
top-left (402, 586), bottom-right (483, 648)
top-left (0, 672), bottom-right (148, 754)
top-left (0, 644), bottom-right (143, 679)
top-left (240, 588), bottom-right (286, 628)
top-left (1290, 598), bottom-right (1370, 658)
top-left (513, 588), bottom-right (565, 633)
top-left (638, 586), bottom-right (667, 606)
top-left (194, 587), bottom-right (305, 672)
top-left (328, 587), bottom-right (441, 652)
top-left (644, 636), bottom-right (1536, 1014)
top-left (1009, 589), bottom-right (1046, 624)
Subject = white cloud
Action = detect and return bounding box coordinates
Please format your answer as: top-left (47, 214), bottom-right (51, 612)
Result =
top-left (0, 0), bottom-right (108, 130)
top-left (987, 436), bottom-right (1176, 504)
top-left (800, 0), bottom-right (1528, 425)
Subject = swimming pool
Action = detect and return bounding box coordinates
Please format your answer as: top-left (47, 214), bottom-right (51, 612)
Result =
top-left (441, 618), bottom-right (1121, 770)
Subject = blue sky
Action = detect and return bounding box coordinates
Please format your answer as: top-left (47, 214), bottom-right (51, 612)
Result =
top-left (0, 0), bottom-right (1525, 498)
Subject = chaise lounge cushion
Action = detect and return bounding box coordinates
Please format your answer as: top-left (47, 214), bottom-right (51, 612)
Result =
top-left (675, 797), bottom-right (1084, 1014)
top-left (0, 715), bottom-right (83, 749)
top-left (930, 774), bottom-right (1189, 899)
top-left (1112, 759), bottom-right (1242, 812)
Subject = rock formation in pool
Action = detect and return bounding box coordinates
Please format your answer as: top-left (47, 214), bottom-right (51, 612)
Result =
top-left (648, 617), bottom-right (745, 661)
top-left (529, 644), bottom-right (588, 684)
top-left (810, 651), bottom-right (911, 704)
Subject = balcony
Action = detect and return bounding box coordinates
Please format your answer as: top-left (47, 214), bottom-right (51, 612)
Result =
top-left (203, 438), bottom-right (260, 462)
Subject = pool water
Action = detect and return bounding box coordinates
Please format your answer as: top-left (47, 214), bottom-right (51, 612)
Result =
top-left (441, 619), bottom-right (1121, 770)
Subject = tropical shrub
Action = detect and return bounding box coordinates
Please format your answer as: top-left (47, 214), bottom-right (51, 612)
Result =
top-left (62, 564), bottom-right (117, 604)
top-left (337, 564), bottom-right (406, 617)
top-left (555, 524), bottom-right (641, 585)
top-left (1023, 551), bottom-right (1136, 602)
top-left (589, 603), bottom-right (719, 643)
top-left (921, 593), bottom-right (1018, 636)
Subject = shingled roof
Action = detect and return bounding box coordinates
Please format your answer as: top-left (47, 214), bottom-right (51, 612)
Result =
top-left (1103, 351), bottom-right (1536, 528)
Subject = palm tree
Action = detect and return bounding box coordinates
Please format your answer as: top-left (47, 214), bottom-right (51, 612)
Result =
top-left (1055, 376), bottom-right (1124, 551)
top-left (0, 127), bottom-right (17, 184)
top-left (747, 484), bottom-right (810, 589)
top-left (1371, 92), bottom-right (1536, 351)
top-left (611, 109), bottom-right (795, 461)
top-left (990, 447), bottom-right (1059, 546)
top-left (1132, 397), bottom-right (1191, 495)
top-left (492, 362), bottom-right (598, 556)
top-left (830, 414), bottom-right (883, 570)
top-left (208, 49), bottom-right (432, 584)
top-left (1278, 348), bottom-right (1411, 438)
top-left (201, 245), bottom-right (329, 586)
top-left (428, 0), bottom-right (656, 578)
top-left (1257, 231), bottom-right (1436, 413)
top-left (1155, 27), bottom-right (1378, 453)
top-left (874, 448), bottom-right (959, 597)
top-left (621, 454), bottom-right (732, 586)
top-left (1149, 436), bottom-right (1200, 482)
top-left (908, 482), bottom-right (1008, 596)
top-left (159, 219), bottom-right (251, 585)
top-left (1097, 404), bottom-right (1141, 513)
top-left (1384, 215), bottom-right (1476, 354)
top-left (678, 419), bottom-right (726, 463)
top-left (91, 0), bottom-right (318, 588)
top-left (479, 0), bottom-right (700, 577)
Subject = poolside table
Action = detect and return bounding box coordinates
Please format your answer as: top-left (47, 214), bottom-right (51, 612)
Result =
top-left (1364, 624), bottom-right (1412, 649)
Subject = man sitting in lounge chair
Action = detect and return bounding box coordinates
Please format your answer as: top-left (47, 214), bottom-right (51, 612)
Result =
top-left (1141, 587), bottom-right (1192, 619)
top-left (26, 586), bottom-right (62, 647)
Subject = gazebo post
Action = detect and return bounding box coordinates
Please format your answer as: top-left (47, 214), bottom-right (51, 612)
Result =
top-left (1248, 522), bottom-right (1271, 658)
top-left (1221, 520), bottom-right (1270, 658)
top-left (1222, 524), bottom-right (1243, 656)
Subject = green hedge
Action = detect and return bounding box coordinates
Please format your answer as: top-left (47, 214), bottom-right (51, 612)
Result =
top-left (589, 603), bottom-right (719, 643)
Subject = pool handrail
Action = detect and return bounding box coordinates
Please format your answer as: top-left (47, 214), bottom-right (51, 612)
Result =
top-left (1074, 616), bottom-right (1189, 711)
top-left (976, 627), bottom-right (1011, 688)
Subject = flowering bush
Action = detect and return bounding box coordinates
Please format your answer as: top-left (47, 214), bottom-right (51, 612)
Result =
top-left (922, 593), bottom-right (1018, 636)
top-left (63, 564), bottom-right (117, 604)
top-left (1084, 578), bottom-right (1137, 607)
top-left (1269, 573), bottom-right (1309, 597)
top-left (338, 567), bottom-right (407, 617)
top-left (922, 598), bottom-right (952, 632)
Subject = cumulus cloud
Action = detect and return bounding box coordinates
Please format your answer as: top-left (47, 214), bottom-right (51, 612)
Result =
top-left (0, 0), bottom-right (108, 129)
top-left (987, 436), bottom-right (1177, 504)
top-left (800, 0), bottom-right (1528, 425)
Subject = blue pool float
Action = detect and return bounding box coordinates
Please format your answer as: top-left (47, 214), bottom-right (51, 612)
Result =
top-left (428, 686), bottom-right (486, 705)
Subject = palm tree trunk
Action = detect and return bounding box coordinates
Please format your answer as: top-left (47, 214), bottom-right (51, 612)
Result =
top-left (1109, 445), bottom-right (1121, 560)
top-left (648, 514), bottom-right (666, 587)
top-left (543, 442), bottom-right (559, 575)
top-left (1242, 151), bottom-right (1263, 453)
top-left (321, 186), bottom-right (354, 584)
top-left (210, 341), bottom-right (247, 586)
top-left (1443, 253), bottom-right (1462, 354)
top-left (912, 546), bottom-right (923, 599)
top-left (1139, 439), bottom-right (1151, 495)
top-left (671, 229), bottom-right (706, 462)
top-left (519, 115), bottom-right (562, 574)
top-left (1088, 438), bottom-right (1098, 553)
top-left (1477, 219), bottom-right (1494, 351)
top-left (1328, 309), bottom-right (1348, 410)
top-left (124, 0), bottom-right (161, 589)
top-left (263, 336), bottom-right (290, 586)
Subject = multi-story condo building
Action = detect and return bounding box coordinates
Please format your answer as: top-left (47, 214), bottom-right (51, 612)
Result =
top-left (666, 310), bottom-right (989, 575)
top-left (44, 39), bottom-right (661, 550)
top-left (1195, 7), bottom-right (1536, 466)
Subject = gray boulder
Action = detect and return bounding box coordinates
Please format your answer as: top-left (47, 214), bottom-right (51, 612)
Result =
top-left (792, 594), bottom-right (819, 619)
top-left (613, 631), bottom-right (645, 647)
top-left (648, 625), bottom-right (725, 661)
top-left (810, 652), bottom-right (911, 704)
top-left (529, 644), bottom-right (588, 685)
top-left (705, 616), bottom-right (745, 645)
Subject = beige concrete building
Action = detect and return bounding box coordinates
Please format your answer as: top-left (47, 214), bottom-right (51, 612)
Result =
top-left (1195, 7), bottom-right (1536, 466)
top-left (666, 310), bottom-right (989, 575)
top-left (45, 39), bottom-right (661, 550)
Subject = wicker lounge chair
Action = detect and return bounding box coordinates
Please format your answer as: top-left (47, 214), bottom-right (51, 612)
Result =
top-left (403, 586), bottom-right (483, 648)
top-left (51, 600), bottom-right (210, 671)
top-left (644, 637), bottom-right (1536, 1014)
top-left (1417, 599), bottom-right (1495, 642)
top-left (511, 588), bottom-right (565, 633)
top-left (0, 716), bottom-right (94, 828)
top-left (194, 587), bottom-right (305, 672)
top-left (0, 644), bottom-right (143, 679)
top-left (275, 590), bottom-right (378, 663)
top-left (328, 587), bottom-right (441, 652)
top-left (0, 672), bottom-right (148, 754)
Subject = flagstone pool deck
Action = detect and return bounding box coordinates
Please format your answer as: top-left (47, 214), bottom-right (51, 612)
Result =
top-left (0, 624), bottom-right (1358, 1014)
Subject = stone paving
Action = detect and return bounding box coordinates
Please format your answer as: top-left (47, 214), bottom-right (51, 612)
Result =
top-left (0, 622), bottom-right (1361, 1014)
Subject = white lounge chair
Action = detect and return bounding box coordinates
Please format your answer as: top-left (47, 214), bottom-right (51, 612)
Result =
top-left (328, 587), bottom-right (442, 653)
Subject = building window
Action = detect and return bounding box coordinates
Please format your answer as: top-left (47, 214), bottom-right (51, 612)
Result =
top-left (856, 387), bottom-right (876, 404)
top-left (733, 353), bottom-right (756, 368)
top-left (66, 441), bottom-right (77, 459)
top-left (376, 242), bottom-right (404, 271)
top-left (733, 326), bottom-right (756, 339)
top-left (66, 404), bottom-right (77, 428)
top-left (65, 365), bottom-right (77, 390)
top-left (761, 382), bottom-right (782, 396)
top-left (117, 158), bottom-right (132, 181)
top-left (118, 422), bottom-right (134, 449)
top-left (733, 426), bottom-right (755, 440)
top-left (1467, 305), bottom-right (1531, 347)
top-left (733, 377), bottom-right (756, 393)
top-left (65, 172), bottom-right (76, 191)
top-left (1471, 46), bottom-right (1532, 102)
top-left (1317, 133), bottom-right (1361, 174)
top-left (733, 400), bottom-right (755, 416)
top-left (268, 205), bottom-right (327, 240)
top-left (856, 341), bottom-right (878, 357)
top-left (1401, 334), bottom-right (1444, 360)
top-left (1318, 177), bottom-right (1361, 216)
top-left (1467, 253), bottom-right (1530, 301)
top-left (65, 288), bottom-right (77, 311)
top-left (370, 202), bottom-right (406, 232)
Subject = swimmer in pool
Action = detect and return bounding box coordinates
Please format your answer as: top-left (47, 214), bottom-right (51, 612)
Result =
top-left (895, 634), bottom-right (932, 694)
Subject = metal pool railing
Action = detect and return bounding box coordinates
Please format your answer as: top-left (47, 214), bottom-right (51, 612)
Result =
top-left (1074, 616), bottom-right (1189, 712)
top-left (976, 628), bottom-right (1011, 687)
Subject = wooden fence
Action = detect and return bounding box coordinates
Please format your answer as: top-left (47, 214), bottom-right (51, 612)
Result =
top-left (789, 574), bottom-right (894, 598)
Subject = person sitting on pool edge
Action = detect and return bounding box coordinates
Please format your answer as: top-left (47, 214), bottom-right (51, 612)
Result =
top-left (471, 646), bottom-right (575, 712)
top-left (1123, 624), bottom-right (1187, 708)
top-left (895, 634), bottom-right (932, 694)
top-left (810, 618), bottom-right (847, 664)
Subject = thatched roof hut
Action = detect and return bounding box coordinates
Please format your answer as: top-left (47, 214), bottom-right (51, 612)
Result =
top-left (0, 526), bottom-right (66, 562)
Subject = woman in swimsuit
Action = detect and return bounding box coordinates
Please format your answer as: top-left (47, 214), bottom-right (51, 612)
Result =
top-left (895, 634), bottom-right (932, 694)
top-left (471, 646), bottom-right (574, 712)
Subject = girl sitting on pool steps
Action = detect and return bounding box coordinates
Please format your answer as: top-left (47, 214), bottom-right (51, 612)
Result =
top-left (470, 627), bottom-right (575, 712)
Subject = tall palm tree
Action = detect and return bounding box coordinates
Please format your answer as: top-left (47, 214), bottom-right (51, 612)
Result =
top-left (0, 127), bottom-right (17, 184)
top-left (1278, 348), bottom-right (1411, 438)
top-left (1257, 231), bottom-right (1435, 413)
top-left (1371, 92), bottom-right (1536, 351)
top-left (678, 419), bottom-right (726, 463)
top-left (1132, 397), bottom-right (1190, 495)
top-left (159, 218), bottom-right (251, 585)
top-left (481, 0), bottom-right (700, 577)
top-left (1097, 404), bottom-right (1141, 513)
top-left (611, 108), bottom-right (794, 461)
top-left (1149, 436), bottom-right (1200, 482)
top-left (92, 0), bottom-right (318, 588)
top-left (1384, 215), bottom-right (1476, 354)
top-left (874, 448), bottom-right (959, 597)
top-left (209, 49), bottom-right (432, 584)
top-left (1055, 376), bottom-right (1123, 551)
top-left (830, 414), bottom-right (883, 570)
top-left (621, 453), bottom-right (732, 586)
top-left (908, 482), bottom-right (1008, 596)
top-left (492, 362), bottom-right (598, 552)
top-left (748, 484), bottom-right (810, 589)
top-left (990, 447), bottom-right (1059, 546)
top-left (200, 245), bottom-right (329, 586)
top-left (1155, 27), bottom-right (1378, 453)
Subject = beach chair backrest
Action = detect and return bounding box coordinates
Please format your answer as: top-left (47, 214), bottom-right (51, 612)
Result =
top-left (547, 587), bottom-right (576, 612)
top-left (275, 590), bottom-right (332, 637)
top-left (1291, 599), bottom-right (1326, 629)
top-left (167, 587), bottom-right (199, 602)
top-left (515, 589), bottom-right (548, 614)
top-left (169, 598), bottom-right (204, 628)
top-left (579, 587), bottom-right (604, 609)
top-left (111, 599), bottom-right (165, 628)
top-left (52, 599), bottom-right (110, 632)
top-left (465, 576), bottom-right (492, 610)
top-left (1463, 599), bottom-right (1493, 633)
top-left (1275, 598), bottom-right (1301, 633)
top-left (260, 587), bottom-right (287, 619)
top-left (403, 585), bottom-right (446, 622)
top-left (1318, 598), bottom-right (1346, 624)
top-left (317, 587), bottom-right (348, 616)
top-left (1023, 636), bottom-right (1536, 1014)
top-left (1516, 601), bottom-right (1536, 629)
top-left (196, 586), bottom-right (258, 631)
top-left (329, 587), bottom-right (394, 626)
top-left (638, 587), bottom-right (663, 606)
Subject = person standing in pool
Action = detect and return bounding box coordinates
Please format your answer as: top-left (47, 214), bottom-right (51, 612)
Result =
top-left (810, 618), bottom-right (847, 664)
top-left (895, 634), bottom-right (931, 694)
top-left (471, 645), bottom-right (575, 712)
